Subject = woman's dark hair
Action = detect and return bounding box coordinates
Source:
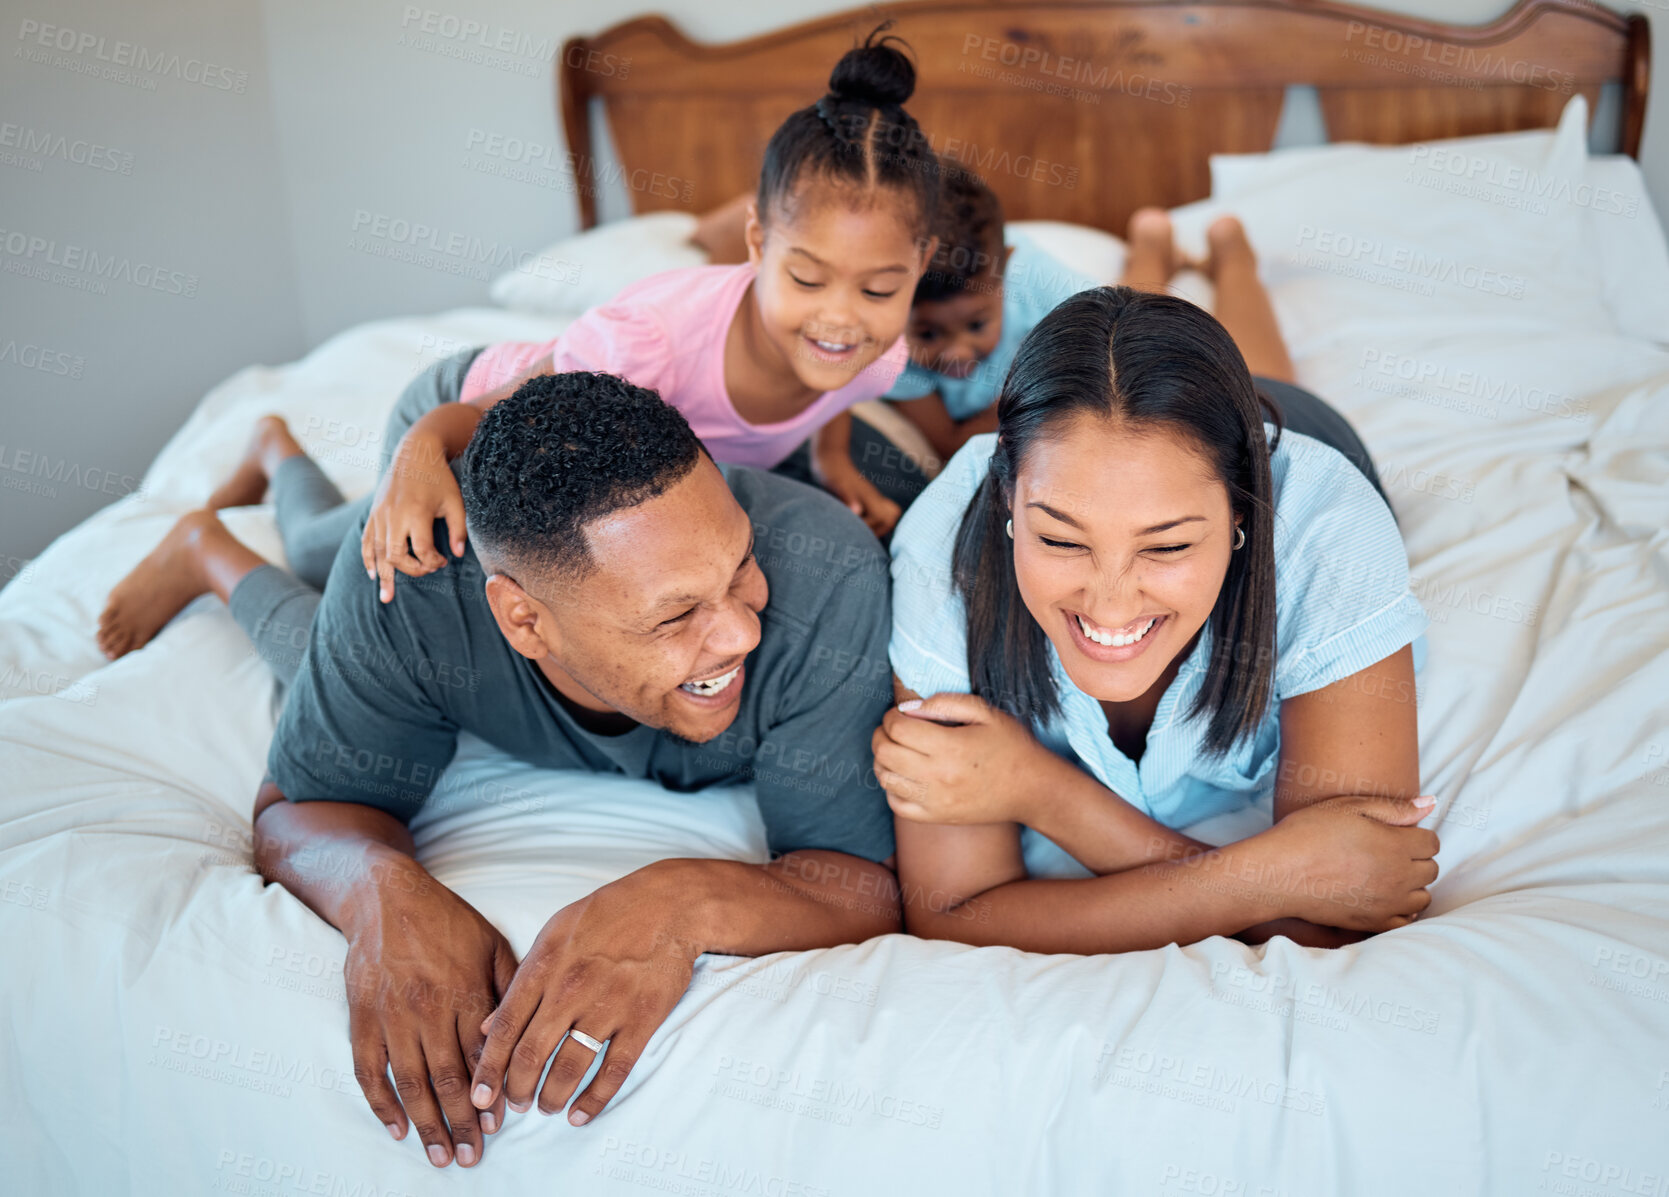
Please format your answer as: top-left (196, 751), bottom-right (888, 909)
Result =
top-left (951, 286), bottom-right (1284, 757)
top-left (916, 157), bottom-right (1005, 303)
top-left (756, 23), bottom-right (940, 236)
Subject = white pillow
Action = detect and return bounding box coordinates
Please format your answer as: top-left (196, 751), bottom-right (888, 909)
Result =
top-left (1211, 128), bottom-right (1669, 344)
top-left (489, 211), bottom-right (707, 317)
top-left (1168, 96), bottom-right (1613, 344)
top-left (1581, 156), bottom-right (1669, 344)
top-left (1006, 220), bottom-right (1127, 284)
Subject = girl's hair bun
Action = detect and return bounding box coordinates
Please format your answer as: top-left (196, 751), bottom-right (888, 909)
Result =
top-left (827, 24), bottom-right (916, 108)
top-left (755, 22), bottom-right (938, 234)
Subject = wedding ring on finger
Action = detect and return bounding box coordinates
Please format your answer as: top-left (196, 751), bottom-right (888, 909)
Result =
top-left (568, 1029), bottom-right (606, 1053)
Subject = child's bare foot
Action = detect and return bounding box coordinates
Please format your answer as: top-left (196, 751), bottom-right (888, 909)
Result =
top-left (1121, 207), bottom-right (1180, 294)
top-left (205, 415), bottom-right (305, 510)
top-left (97, 510), bottom-right (224, 659)
top-left (1202, 213), bottom-right (1296, 382)
top-left (1204, 215), bottom-right (1259, 281)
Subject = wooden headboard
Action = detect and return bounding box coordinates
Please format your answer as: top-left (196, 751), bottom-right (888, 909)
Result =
top-left (557, 0), bottom-right (1649, 232)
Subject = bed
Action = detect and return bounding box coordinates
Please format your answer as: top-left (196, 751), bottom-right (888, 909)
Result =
top-left (4, 1), bottom-right (1667, 1193)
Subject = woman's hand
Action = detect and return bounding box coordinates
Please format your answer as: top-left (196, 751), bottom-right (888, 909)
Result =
top-left (1254, 793), bottom-right (1440, 932)
top-left (361, 428), bottom-right (467, 603)
top-left (871, 692), bottom-right (1065, 826)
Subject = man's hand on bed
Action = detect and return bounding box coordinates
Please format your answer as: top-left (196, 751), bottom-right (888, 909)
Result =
top-left (252, 785), bottom-right (513, 1167)
top-left (467, 850), bottom-right (901, 1129)
top-left (361, 426), bottom-right (468, 604)
top-left (466, 861), bottom-right (699, 1129)
top-left (340, 868), bottom-right (517, 1168)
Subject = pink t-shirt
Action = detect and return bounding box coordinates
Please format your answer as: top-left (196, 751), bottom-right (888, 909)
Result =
top-left (459, 263), bottom-right (909, 469)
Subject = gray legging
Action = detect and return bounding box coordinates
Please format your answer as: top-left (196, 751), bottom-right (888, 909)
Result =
top-left (226, 348), bottom-right (479, 686)
top-left (1254, 377), bottom-right (1390, 507)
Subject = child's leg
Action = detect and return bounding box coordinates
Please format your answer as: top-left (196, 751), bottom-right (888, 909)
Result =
top-left (97, 506), bottom-right (323, 684)
top-left (271, 455), bottom-right (358, 591)
top-left (211, 415), bottom-right (352, 591)
top-left (100, 349), bottom-right (487, 661)
top-left (101, 415), bottom-right (334, 658)
top-left (273, 348), bottom-right (485, 586)
top-left (1255, 376), bottom-right (1390, 509)
top-left (224, 564), bottom-right (321, 687)
top-left (1204, 215), bottom-right (1296, 384)
top-left (98, 509), bottom-right (276, 660)
top-left (205, 415), bottom-right (302, 512)
top-left (1119, 208), bottom-right (1182, 295)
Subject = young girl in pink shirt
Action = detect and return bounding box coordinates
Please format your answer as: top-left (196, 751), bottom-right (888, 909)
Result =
top-left (358, 29), bottom-right (941, 598)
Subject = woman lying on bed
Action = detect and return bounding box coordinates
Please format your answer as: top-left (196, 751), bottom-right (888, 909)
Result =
top-left (874, 221), bottom-right (1440, 951)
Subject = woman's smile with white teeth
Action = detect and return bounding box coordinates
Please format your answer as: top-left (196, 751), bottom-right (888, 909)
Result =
top-left (1076, 613), bottom-right (1158, 648)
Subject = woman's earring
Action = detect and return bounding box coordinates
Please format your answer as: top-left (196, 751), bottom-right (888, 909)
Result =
top-left (1232, 525), bottom-right (1246, 550)
top-left (1005, 519), bottom-right (1014, 539)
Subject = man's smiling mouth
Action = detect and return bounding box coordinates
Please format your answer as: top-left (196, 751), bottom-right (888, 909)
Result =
top-left (680, 664), bottom-right (742, 696)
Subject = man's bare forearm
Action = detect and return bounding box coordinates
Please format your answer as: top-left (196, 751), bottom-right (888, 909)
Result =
top-left (647, 851), bottom-right (901, 959)
top-left (251, 782), bottom-right (430, 937)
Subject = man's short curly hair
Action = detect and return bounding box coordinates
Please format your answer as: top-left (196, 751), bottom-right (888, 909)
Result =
top-left (459, 372), bottom-right (704, 585)
top-left (914, 157), bottom-right (1005, 304)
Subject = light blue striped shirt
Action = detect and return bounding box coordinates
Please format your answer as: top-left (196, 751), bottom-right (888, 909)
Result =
top-left (889, 429), bottom-right (1429, 857)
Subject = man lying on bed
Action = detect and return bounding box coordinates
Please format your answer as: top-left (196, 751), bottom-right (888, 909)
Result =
top-left (194, 374), bottom-right (896, 1168)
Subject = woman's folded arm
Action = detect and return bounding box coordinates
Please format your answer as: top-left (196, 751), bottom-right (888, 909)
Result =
top-left (894, 815), bottom-right (1284, 953)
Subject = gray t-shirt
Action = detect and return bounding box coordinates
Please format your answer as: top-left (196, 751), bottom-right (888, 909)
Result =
top-left (266, 464), bottom-right (896, 862)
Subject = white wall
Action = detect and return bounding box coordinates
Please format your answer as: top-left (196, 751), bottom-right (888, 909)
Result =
top-left (2, 0), bottom-right (1662, 569)
top-left (1, 0), bottom-right (305, 572)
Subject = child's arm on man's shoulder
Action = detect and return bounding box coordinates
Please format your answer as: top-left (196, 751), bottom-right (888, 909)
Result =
top-left (893, 393), bottom-right (999, 463)
top-left (362, 350), bottom-right (559, 600)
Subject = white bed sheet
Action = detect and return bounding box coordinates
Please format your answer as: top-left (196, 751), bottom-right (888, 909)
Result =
top-left (5, 239), bottom-right (1669, 1195)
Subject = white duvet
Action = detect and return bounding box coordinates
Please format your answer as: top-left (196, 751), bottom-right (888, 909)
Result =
top-left (5, 146), bottom-right (1669, 1195)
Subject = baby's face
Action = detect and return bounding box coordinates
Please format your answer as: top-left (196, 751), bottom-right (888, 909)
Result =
top-left (907, 283), bottom-right (1005, 380)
